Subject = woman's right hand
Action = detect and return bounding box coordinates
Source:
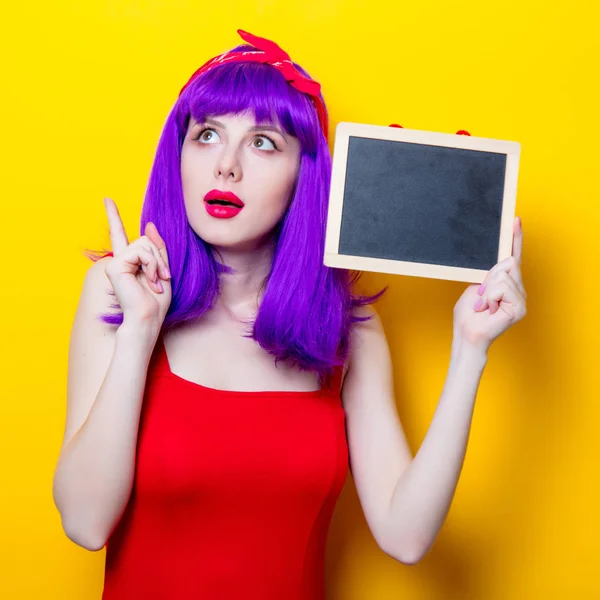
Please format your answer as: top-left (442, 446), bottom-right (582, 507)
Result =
top-left (103, 197), bottom-right (172, 330)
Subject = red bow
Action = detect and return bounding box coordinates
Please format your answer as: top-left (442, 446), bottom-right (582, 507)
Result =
top-left (179, 30), bottom-right (328, 141)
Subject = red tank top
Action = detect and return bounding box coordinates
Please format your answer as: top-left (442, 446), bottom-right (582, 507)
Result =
top-left (102, 336), bottom-right (348, 599)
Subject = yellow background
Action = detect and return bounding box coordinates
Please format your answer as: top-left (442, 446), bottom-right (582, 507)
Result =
top-left (1, 0), bottom-right (598, 598)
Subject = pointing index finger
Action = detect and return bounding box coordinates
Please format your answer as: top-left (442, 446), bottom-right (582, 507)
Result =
top-left (104, 197), bottom-right (129, 255)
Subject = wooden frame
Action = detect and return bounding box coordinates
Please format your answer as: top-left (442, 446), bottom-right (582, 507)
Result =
top-left (324, 122), bottom-right (521, 283)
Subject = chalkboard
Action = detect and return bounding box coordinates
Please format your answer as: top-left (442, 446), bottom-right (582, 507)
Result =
top-left (324, 123), bottom-right (521, 283)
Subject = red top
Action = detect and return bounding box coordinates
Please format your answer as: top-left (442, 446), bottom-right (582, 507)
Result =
top-left (102, 337), bottom-right (348, 599)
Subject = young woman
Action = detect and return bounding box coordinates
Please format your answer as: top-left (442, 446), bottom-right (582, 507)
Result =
top-left (53, 30), bottom-right (527, 599)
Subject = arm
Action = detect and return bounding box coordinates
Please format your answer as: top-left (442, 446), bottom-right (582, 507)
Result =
top-left (52, 258), bottom-right (157, 551)
top-left (384, 338), bottom-right (486, 562)
top-left (343, 309), bottom-right (486, 565)
top-left (344, 219), bottom-right (526, 565)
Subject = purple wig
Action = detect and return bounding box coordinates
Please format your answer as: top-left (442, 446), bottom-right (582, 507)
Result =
top-left (96, 44), bottom-right (386, 378)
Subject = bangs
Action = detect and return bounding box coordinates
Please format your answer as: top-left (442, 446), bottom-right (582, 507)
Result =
top-left (182, 59), bottom-right (321, 152)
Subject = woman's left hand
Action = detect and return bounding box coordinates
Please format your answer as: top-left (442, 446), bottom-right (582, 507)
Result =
top-left (453, 217), bottom-right (527, 352)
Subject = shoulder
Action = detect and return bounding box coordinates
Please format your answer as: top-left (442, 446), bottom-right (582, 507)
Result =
top-left (350, 303), bottom-right (386, 341)
top-left (78, 256), bottom-right (116, 316)
top-left (83, 255), bottom-right (113, 289)
top-left (340, 304), bottom-right (389, 390)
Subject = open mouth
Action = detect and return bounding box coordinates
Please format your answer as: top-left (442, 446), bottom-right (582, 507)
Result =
top-left (205, 199), bottom-right (243, 208)
top-left (204, 189), bottom-right (245, 208)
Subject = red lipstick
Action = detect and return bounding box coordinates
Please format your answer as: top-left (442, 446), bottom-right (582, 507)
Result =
top-left (204, 189), bottom-right (245, 219)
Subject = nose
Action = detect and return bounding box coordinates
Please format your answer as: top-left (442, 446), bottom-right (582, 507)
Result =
top-left (213, 146), bottom-right (242, 182)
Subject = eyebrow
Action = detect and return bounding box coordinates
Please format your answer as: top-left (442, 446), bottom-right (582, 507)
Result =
top-left (203, 118), bottom-right (287, 140)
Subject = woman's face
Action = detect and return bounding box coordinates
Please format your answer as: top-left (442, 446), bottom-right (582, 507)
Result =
top-left (181, 112), bottom-right (301, 252)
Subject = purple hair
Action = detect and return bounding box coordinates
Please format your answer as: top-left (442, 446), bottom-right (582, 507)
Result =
top-left (95, 44), bottom-right (386, 378)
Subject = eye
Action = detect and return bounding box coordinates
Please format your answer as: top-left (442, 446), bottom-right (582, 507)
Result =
top-left (251, 135), bottom-right (278, 151)
top-left (196, 128), bottom-right (220, 144)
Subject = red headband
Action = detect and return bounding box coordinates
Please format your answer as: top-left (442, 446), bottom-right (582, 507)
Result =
top-left (179, 30), bottom-right (328, 141)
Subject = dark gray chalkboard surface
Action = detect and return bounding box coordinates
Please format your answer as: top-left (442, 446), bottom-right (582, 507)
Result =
top-left (324, 123), bottom-right (521, 283)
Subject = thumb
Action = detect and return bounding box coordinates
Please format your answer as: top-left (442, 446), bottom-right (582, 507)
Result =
top-left (145, 222), bottom-right (170, 268)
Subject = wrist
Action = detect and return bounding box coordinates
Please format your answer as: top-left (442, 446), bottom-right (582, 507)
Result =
top-left (450, 335), bottom-right (489, 369)
top-left (116, 320), bottom-right (160, 356)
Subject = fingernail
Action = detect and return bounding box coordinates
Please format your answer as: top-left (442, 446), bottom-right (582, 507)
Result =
top-left (156, 280), bottom-right (163, 293)
top-left (164, 266), bottom-right (171, 279)
top-left (153, 272), bottom-right (158, 283)
top-left (478, 283), bottom-right (487, 296)
top-left (474, 298), bottom-right (483, 311)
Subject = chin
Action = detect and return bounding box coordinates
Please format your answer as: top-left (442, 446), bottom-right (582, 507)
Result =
top-left (192, 223), bottom-right (276, 255)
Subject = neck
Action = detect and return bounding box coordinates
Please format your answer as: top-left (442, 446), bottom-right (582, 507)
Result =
top-left (213, 243), bottom-right (275, 320)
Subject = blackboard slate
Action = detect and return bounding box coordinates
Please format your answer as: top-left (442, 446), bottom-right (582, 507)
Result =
top-left (324, 122), bottom-right (520, 283)
top-left (339, 136), bottom-right (507, 271)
